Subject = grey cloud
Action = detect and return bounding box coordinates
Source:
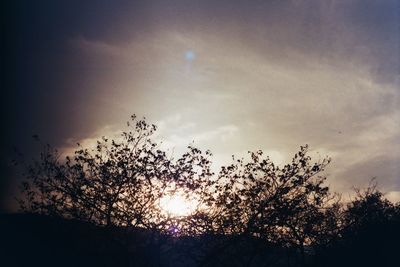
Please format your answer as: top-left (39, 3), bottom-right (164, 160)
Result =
top-left (2, 0), bottom-right (399, 211)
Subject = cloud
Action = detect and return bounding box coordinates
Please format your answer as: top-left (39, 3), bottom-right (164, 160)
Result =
top-left (193, 125), bottom-right (239, 143)
top-left (386, 191), bottom-right (400, 203)
top-left (67, 26), bottom-right (399, 195)
top-left (4, 0), bottom-right (398, 212)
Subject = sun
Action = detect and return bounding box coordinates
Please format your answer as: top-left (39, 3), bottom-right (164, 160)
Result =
top-left (160, 192), bottom-right (198, 217)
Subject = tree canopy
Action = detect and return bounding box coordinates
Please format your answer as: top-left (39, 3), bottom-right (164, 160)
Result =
top-left (16, 115), bottom-right (400, 267)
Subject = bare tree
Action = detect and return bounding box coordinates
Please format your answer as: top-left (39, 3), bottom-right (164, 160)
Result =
top-left (18, 115), bottom-right (174, 229)
top-left (18, 116), bottom-right (365, 266)
top-left (210, 145), bottom-right (339, 265)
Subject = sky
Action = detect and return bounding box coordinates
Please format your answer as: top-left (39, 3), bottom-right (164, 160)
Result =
top-left (1, 0), bottom-right (399, 211)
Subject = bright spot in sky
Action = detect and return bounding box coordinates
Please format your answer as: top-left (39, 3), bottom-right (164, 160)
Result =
top-left (185, 50), bottom-right (195, 61)
top-left (160, 192), bottom-right (198, 217)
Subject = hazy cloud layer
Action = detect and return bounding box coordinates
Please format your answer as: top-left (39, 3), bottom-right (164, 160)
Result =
top-left (69, 24), bottom-right (399, 192)
top-left (2, 0), bottom-right (399, 210)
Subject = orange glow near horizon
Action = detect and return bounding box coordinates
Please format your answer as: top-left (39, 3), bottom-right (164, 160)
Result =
top-left (159, 191), bottom-right (199, 217)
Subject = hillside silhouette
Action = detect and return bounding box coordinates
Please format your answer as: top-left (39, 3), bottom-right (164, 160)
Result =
top-left (2, 207), bottom-right (399, 267)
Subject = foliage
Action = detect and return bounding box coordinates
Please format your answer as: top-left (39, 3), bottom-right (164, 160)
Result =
top-left (208, 146), bottom-right (339, 265)
top-left (313, 183), bottom-right (400, 267)
top-left (16, 115), bottom-right (400, 266)
top-left (18, 116), bottom-right (218, 236)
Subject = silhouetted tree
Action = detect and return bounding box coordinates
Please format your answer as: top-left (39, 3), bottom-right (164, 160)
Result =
top-left (340, 183), bottom-right (399, 267)
top-left (344, 182), bottom-right (397, 232)
top-left (19, 116), bottom-right (173, 229)
top-left (313, 182), bottom-right (400, 267)
top-left (17, 115), bottom-right (218, 265)
top-left (16, 115), bottom-right (400, 267)
top-left (199, 146), bottom-right (340, 266)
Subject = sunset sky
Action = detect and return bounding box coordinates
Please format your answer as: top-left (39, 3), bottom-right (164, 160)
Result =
top-left (1, 0), bottom-right (399, 211)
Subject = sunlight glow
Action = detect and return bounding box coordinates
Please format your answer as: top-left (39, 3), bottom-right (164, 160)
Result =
top-left (160, 192), bottom-right (198, 217)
